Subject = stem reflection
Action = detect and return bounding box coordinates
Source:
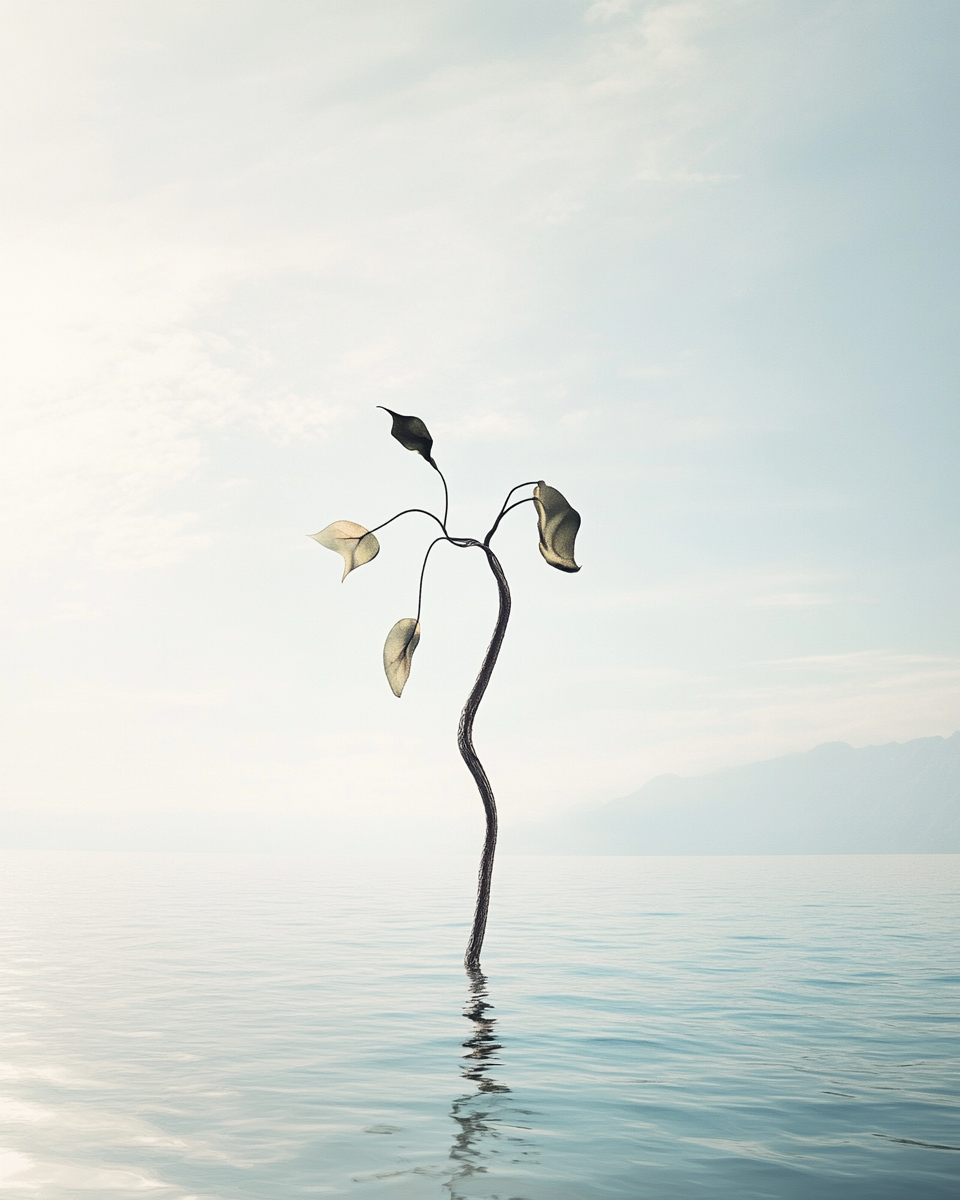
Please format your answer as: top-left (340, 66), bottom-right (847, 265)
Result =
top-left (444, 970), bottom-right (538, 1199)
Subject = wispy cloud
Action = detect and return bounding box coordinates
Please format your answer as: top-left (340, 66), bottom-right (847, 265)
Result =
top-left (1, 2), bottom-right (955, 845)
top-left (1, 0), bottom-right (758, 567)
top-left (542, 568), bottom-right (873, 611)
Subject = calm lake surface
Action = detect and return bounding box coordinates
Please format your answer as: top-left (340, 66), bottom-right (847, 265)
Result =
top-left (0, 852), bottom-right (957, 1199)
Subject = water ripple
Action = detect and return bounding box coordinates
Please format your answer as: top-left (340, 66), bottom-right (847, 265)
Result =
top-left (0, 852), bottom-right (957, 1198)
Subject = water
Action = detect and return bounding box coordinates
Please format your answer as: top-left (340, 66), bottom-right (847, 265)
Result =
top-left (0, 852), bottom-right (957, 1199)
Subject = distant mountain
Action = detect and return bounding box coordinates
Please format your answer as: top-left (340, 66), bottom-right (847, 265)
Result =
top-left (504, 733), bottom-right (960, 854)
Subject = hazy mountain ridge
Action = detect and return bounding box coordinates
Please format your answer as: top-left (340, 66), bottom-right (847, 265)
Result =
top-left (503, 733), bottom-right (960, 854)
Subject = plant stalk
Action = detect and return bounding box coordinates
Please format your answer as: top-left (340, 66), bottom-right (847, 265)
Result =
top-left (459, 545), bottom-right (511, 972)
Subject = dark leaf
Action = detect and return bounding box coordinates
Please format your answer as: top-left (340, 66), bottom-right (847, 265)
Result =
top-left (533, 482), bottom-right (581, 572)
top-left (378, 408), bottom-right (437, 468)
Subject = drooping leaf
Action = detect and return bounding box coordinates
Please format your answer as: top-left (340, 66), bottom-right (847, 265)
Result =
top-left (533, 482), bottom-right (581, 573)
top-left (378, 408), bottom-right (437, 468)
top-left (383, 618), bottom-right (421, 697)
top-left (310, 520), bottom-right (380, 581)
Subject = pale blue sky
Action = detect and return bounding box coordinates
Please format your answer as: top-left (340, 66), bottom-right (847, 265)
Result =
top-left (2, 1), bottom-right (958, 850)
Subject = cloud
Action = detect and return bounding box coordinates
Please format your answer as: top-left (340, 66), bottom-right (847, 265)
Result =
top-left (1, 0), bottom-right (762, 566)
top-left (16, 684), bottom-right (229, 714)
top-left (634, 170), bottom-right (742, 183)
top-left (1, 2), bottom-right (955, 845)
top-left (541, 567), bottom-right (873, 611)
top-left (746, 591), bottom-right (875, 608)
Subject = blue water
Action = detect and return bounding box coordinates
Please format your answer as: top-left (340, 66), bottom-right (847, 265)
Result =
top-left (0, 852), bottom-right (957, 1198)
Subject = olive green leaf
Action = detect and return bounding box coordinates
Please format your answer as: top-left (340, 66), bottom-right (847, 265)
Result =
top-left (310, 520), bottom-right (380, 581)
top-left (383, 617), bottom-right (421, 697)
top-left (533, 482), bottom-right (581, 573)
top-left (378, 408), bottom-right (437, 468)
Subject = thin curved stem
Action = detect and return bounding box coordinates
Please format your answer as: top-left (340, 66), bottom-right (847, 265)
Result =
top-left (415, 536), bottom-right (452, 623)
top-left (356, 507), bottom-right (447, 553)
top-left (459, 543), bottom-right (511, 973)
top-left (483, 481), bottom-right (538, 545)
top-left (434, 466), bottom-right (450, 532)
top-left (484, 497), bottom-right (535, 546)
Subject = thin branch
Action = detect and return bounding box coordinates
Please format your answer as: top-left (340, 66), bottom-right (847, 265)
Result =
top-left (503, 480), bottom-right (540, 504)
top-left (415, 536), bottom-right (454, 623)
top-left (483, 481), bottom-right (538, 544)
top-left (483, 489), bottom-right (538, 545)
top-left (354, 507), bottom-right (447, 551)
top-left (434, 466), bottom-right (451, 532)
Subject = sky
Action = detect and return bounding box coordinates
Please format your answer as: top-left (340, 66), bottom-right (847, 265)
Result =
top-left (2, 0), bottom-right (959, 852)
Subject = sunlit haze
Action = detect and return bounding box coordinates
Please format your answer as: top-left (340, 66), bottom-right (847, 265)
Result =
top-left (2, 1), bottom-right (958, 852)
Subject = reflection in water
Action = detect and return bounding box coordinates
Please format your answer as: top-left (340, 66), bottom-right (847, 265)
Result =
top-left (445, 969), bottom-right (538, 1200)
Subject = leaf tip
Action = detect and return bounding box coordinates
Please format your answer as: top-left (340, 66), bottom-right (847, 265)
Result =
top-left (311, 521), bottom-right (380, 581)
top-left (383, 617), bottom-right (421, 697)
top-left (378, 407), bottom-right (437, 468)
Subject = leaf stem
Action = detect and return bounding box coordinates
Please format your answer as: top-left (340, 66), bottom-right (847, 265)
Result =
top-left (483, 481), bottom-right (538, 545)
top-left (415, 536), bottom-right (452, 623)
top-left (435, 466), bottom-right (450, 532)
top-left (358, 508), bottom-right (447, 548)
